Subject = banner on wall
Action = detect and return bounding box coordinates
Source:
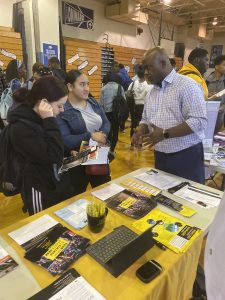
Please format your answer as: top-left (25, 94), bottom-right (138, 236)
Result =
top-left (43, 43), bottom-right (58, 66)
top-left (62, 1), bottom-right (94, 30)
top-left (209, 45), bottom-right (223, 68)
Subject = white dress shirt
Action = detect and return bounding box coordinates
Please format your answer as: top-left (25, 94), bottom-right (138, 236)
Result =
top-left (205, 194), bottom-right (225, 300)
top-left (140, 69), bottom-right (207, 153)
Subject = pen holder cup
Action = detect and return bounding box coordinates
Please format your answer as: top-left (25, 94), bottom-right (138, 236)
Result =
top-left (87, 207), bottom-right (108, 233)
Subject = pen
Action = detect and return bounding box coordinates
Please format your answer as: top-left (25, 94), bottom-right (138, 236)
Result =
top-left (155, 241), bottom-right (167, 251)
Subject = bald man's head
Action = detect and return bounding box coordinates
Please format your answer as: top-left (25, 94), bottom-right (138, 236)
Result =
top-left (143, 47), bottom-right (173, 85)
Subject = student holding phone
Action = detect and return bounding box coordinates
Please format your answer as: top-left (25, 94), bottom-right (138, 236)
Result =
top-left (7, 76), bottom-right (71, 215)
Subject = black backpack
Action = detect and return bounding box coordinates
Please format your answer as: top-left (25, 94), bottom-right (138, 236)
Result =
top-left (0, 119), bottom-right (38, 196)
top-left (112, 85), bottom-right (128, 121)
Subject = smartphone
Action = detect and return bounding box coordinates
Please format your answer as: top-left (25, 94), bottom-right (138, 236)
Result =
top-left (136, 260), bottom-right (162, 283)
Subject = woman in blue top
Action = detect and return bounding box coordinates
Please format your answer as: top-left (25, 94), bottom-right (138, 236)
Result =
top-left (57, 70), bottom-right (111, 195)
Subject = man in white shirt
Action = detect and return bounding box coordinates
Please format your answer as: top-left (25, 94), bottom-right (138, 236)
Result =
top-left (128, 64), bottom-right (151, 149)
top-left (132, 47), bottom-right (207, 183)
top-left (204, 192), bottom-right (225, 300)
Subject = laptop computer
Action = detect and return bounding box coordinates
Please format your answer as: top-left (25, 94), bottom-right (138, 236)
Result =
top-left (86, 225), bottom-right (155, 277)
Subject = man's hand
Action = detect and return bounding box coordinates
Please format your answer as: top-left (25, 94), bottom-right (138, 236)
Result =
top-left (142, 125), bottom-right (164, 146)
top-left (131, 124), bottom-right (149, 147)
top-left (131, 128), bottom-right (143, 146)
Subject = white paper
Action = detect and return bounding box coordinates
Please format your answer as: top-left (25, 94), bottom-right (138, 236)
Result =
top-left (82, 147), bottom-right (109, 165)
top-left (135, 171), bottom-right (180, 190)
top-left (174, 185), bottom-right (221, 208)
top-left (49, 276), bottom-right (105, 300)
top-left (0, 60), bottom-right (4, 67)
top-left (8, 215), bottom-right (58, 246)
top-left (78, 60), bottom-right (88, 70)
top-left (208, 88), bottom-right (225, 99)
top-left (55, 199), bottom-right (88, 230)
top-left (0, 245), bottom-right (8, 259)
top-left (204, 152), bottom-right (214, 161)
top-left (88, 65), bottom-right (98, 76)
top-left (131, 57), bottom-right (136, 65)
top-left (1, 49), bottom-right (16, 59)
top-left (91, 183), bottom-right (125, 201)
top-left (67, 54), bottom-right (79, 64)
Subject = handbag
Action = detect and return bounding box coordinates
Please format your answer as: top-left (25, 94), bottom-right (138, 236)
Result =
top-left (85, 164), bottom-right (110, 176)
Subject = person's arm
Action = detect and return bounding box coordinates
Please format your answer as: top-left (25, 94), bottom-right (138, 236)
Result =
top-left (143, 81), bottom-right (208, 146)
top-left (11, 117), bottom-right (64, 166)
top-left (57, 117), bottom-right (91, 150)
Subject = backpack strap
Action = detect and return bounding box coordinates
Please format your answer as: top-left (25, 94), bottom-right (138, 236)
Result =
top-left (130, 81), bottom-right (135, 92)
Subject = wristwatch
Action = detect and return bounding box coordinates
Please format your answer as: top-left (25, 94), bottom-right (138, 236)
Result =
top-left (163, 129), bottom-right (170, 139)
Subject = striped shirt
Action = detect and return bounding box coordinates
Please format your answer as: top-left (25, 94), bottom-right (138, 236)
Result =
top-left (140, 69), bottom-right (207, 153)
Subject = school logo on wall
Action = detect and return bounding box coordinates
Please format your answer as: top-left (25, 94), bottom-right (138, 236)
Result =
top-left (62, 2), bottom-right (94, 30)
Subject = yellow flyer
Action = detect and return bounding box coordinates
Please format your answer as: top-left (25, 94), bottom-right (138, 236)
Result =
top-left (132, 208), bottom-right (202, 253)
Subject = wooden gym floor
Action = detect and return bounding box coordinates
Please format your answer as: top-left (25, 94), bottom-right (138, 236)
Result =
top-left (0, 123), bottom-right (222, 229)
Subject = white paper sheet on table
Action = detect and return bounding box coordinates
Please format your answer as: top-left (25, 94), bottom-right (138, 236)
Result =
top-left (82, 147), bottom-right (109, 165)
top-left (8, 215), bottom-right (58, 246)
top-left (55, 199), bottom-right (88, 230)
top-left (48, 276), bottom-right (106, 300)
top-left (135, 171), bottom-right (181, 190)
top-left (0, 237), bottom-right (41, 300)
top-left (174, 185), bottom-right (221, 208)
top-left (91, 183), bottom-right (125, 201)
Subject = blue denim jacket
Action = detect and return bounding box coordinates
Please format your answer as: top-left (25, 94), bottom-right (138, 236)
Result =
top-left (57, 98), bottom-right (110, 150)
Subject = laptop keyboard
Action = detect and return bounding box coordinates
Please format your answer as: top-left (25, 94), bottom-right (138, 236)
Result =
top-left (86, 225), bottom-right (137, 264)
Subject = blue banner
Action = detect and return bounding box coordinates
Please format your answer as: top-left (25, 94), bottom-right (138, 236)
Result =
top-left (42, 43), bottom-right (58, 66)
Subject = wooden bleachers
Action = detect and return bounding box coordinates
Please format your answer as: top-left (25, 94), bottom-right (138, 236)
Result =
top-left (0, 26), bottom-right (23, 69)
top-left (64, 37), bottom-right (146, 99)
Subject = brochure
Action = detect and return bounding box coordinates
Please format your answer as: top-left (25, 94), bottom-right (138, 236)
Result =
top-left (106, 189), bottom-right (157, 219)
top-left (0, 245), bottom-right (18, 278)
top-left (135, 169), bottom-right (181, 190)
top-left (24, 223), bottom-right (90, 276)
top-left (55, 199), bottom-right (89, 230)
top-left (153, 194), bottom-right (196, 217)
top-left (132, 208), bottom-right (202, 253)
top-left (120, 178), bottom-right (160, 197)
top-left (28, 269), bottom-right (105, 300)
top-left (169, 182), bottom-right (221, 208)
top-left (91, 183), bottom-right (125, 201)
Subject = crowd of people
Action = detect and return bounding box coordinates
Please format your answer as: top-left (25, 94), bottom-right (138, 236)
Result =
top-left (1, 48), bottom-right (225, 214)
top-left (1, 46), bottom-right (225, 299)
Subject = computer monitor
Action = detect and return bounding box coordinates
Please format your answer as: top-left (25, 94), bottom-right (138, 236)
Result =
top-left (203, 101), bottom-right (220, 149)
